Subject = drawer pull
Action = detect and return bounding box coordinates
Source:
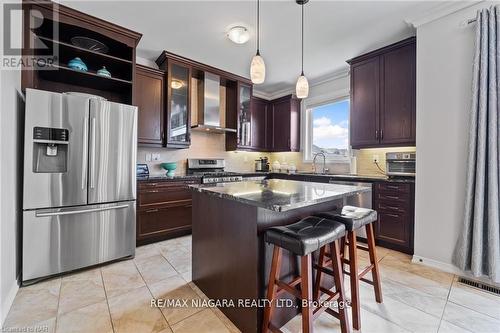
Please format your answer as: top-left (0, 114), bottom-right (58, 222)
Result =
top-left (146, 208), bottom-right (159, 213)
top-left (145, 183), bottom-right (158, 187)
top-left (385, 213), bottom-right (400, 218)
top-left (385, 185), bottom-right (400, 190)
top-left (383, 195), bottom-right (400, 200)
top-left (380, 205), bottom-right (400, 211)
top-left (145, 190), bottom-right (159, 193)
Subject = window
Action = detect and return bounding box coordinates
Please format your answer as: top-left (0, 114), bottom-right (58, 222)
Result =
top-left (304, 98), bottom-right (350, 162)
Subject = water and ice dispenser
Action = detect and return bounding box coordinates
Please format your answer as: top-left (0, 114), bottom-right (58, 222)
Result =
top-left (32, 126), bottom-right (69, 173)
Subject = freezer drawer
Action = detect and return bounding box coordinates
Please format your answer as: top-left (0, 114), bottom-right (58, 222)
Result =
top-left (22, 201), bottom-right (136, 282)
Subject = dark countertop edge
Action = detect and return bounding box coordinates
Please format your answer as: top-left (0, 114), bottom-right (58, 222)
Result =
top-left (189, 181), bottom-right (371, 212)
top-left (137, 171), bottom-right (415, 183)
top-left (267, 172), bottom-right (415, 183)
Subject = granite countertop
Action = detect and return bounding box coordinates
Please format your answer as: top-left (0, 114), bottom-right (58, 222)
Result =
top-left (137, 174), bottom-right (202, 182)
top-left (189, 178), bottom-right (371, 212)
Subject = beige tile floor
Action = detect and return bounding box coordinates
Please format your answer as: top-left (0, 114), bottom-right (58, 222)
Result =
top-left (3, 235), bottom-right (500, 333)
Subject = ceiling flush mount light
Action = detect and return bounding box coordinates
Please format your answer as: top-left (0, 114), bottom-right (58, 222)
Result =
top-left (295, 0), bottom-right (309, 99)
top-left (250, 0), bottom-right (265, 84)
top-left (227, 26), bottom-right (250, 44)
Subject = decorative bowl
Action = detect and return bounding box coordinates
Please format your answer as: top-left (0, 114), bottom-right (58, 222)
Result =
top-left (160, 162), bottom-right (177, 177)
top-left (97, 66), bottom-right (112, 78)
top-left (71, 36), bottom-right (109, 54)
top-left (68, 57), bottom-right (88, 72)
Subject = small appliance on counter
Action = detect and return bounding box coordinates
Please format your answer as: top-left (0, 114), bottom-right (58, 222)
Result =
top-left (137, 164), bottom-right (149, 179)
top-left (386, 151), bottom-right (416, 177)
top-left (254, 157), bottom-right (269, 172)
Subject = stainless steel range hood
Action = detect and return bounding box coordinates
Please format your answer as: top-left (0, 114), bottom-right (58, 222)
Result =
top-left (191, 72), bottom-right (236, 133)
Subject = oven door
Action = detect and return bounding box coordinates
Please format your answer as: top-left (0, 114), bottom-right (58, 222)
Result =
top-left (386, 160), bottom-right (416, 176)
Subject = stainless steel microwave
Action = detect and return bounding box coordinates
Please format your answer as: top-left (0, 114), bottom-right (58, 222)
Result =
top-left (386, 152), bottom-right (416, 177)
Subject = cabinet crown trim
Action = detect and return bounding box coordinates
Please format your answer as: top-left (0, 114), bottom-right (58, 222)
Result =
top-left (347, 36), bottom-right (415, 65)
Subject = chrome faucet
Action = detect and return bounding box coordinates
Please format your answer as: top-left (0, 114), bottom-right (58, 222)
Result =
top-left (312, 151), bottom-right (328, 174)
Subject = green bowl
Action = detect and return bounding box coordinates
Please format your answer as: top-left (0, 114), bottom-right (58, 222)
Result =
top-left (160, 162), bottom-right (177, 176)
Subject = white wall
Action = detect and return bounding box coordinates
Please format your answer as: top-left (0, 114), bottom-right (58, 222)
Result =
top-left (414, 2), bottom-right (494, 274)
top-left (0, 0), bottom-right (22, 324)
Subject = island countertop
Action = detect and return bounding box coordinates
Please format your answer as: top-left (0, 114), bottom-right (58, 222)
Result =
top-left (189, 178), bottom-right (371, 212)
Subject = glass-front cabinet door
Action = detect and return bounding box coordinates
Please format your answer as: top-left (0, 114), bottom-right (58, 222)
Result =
top-left (167, 61), bottom-right (191, 147)
top-left (237, 83), bottom-right (252, 147)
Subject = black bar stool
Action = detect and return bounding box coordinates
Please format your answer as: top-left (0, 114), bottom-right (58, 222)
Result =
top-left (314, 206), bottom-right (382, 330)
top-left (262, 216), bottom-right (350, 333)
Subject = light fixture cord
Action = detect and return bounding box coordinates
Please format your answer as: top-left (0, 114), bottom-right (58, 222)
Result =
top-left (257, 0), bottom-right (260, 54)
top-left (301, 2), bottom-right (304, 75)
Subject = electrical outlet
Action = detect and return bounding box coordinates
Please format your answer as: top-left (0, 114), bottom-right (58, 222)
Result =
top-left (152, 153), bottom-right (161, 161)
top-left (372, 155), bottom-right (379, 163)
top-left (145, 153), bottom-right (152, 162)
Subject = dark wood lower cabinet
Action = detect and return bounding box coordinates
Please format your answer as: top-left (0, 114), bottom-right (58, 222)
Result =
top-left (137, 179), bottom-right (199, 245)
top-left (373, 181), bottom-right (414, 254)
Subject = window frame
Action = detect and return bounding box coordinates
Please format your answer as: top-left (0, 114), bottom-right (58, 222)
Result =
top-left (303, 95), bottom-right (351, 163)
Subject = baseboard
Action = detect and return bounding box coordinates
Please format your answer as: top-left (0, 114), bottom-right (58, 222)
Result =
top-left (411, 255), bottom-right (464, 275)
top-left (0, 280), bottom-right (19, 326)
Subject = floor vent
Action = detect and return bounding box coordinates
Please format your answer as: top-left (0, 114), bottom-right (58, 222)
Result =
top-left (457, 277), bottom-right (500, 295)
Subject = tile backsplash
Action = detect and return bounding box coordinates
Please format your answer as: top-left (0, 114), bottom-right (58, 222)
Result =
top-left (138, 131), bottom-right (270, 176)
top-left (138, 131), bottom-right (415, 177)
top-left (353, 146), bottom-right (416, 175)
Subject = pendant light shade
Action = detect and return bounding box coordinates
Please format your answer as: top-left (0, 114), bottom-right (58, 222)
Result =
top-left (296, 73), bottom-right (309, 99)
top-left (251, 52), bottom-right (266, 84)
top-left (250, 0), bottom-right (265, 84)
top-left (295, 0), bottom-right (309, 98)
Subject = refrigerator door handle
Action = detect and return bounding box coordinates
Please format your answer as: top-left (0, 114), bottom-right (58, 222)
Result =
top-left (36, 204), bottom-right (129, 217)
top-left (81, 117), bottom-right (88, 189)
top-left (90, 117), bottom-right (96, 189)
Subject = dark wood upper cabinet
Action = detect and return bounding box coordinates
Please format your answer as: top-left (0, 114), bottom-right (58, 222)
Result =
top-left (227, 94), bottom-right (300, 152)
top-left (350, 57), bottom-right (380, 148)
top-left (237, 83), bottom-right (253, 148)
top-left (166, 61), bottom-right (192, 148)
top-left (134, 65), bottom-right (164, 146)
top-left (270, 95), bottom-right (301, 152)
top-left (251, 97), bottom-right (269, 151)
top-left (348, 37), bottom-right (416, 149)
top-left (380, 42), bottom-right (416, 145)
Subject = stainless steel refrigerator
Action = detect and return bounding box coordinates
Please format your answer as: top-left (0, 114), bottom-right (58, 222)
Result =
top-left (22, 88), bottom-right (137, 283)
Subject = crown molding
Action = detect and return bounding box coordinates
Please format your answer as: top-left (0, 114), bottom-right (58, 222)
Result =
top-left (405, 1), bottom-right (483, 28)
top-left (253, 68), bottom-right (350, 101)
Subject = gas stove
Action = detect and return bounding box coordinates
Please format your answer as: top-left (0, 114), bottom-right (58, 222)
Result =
top-left (186, 159), bottom-right (243, 184)
top-left (201, 172), bottom-right (243, 184)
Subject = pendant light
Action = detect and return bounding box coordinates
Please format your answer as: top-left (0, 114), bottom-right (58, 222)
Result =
top-left (295, 0), bottom-right (309, 99)
top-left (250, 0), bottom-right (265, 84)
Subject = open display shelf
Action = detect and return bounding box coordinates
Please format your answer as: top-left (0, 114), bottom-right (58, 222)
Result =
top-left (38, 63), bottom-right (132, 93)
top-left (22, 2), bottom-right (141, 104)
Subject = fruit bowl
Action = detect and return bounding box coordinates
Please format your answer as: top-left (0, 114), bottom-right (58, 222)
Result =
top-left (160, 162), bottom-right (177, 177)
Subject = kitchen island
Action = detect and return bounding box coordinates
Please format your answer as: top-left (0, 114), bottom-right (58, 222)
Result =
top-left (190, 179), bottom-right (370, 333)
